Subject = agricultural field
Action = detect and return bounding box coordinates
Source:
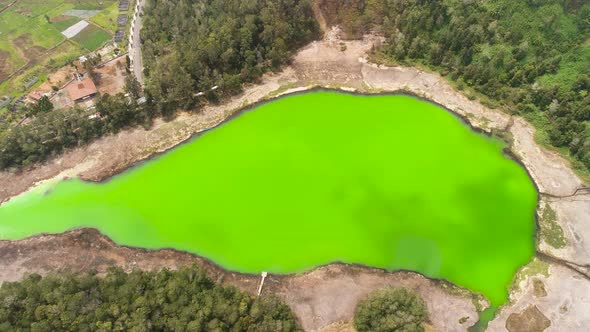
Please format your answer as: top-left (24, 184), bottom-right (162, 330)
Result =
top-left (72, 24), bottom-right (111, 51)
top-left (0, 0), bottom-right (127, 112)
top-left (89, 2), bottom-right (120, 32)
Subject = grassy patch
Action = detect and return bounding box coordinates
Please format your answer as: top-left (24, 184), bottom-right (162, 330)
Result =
top-left (511, 258), bottom-right (550, 293)
top-left (46, 41), bottom-right (83, 69)
top-left (539, 204), bottom-right (567, 249)
top-left (0, 41), bottom-right (83, 111)
top-left (70, 23), bottom-right (110, 51)
top-left (50, 15), bottom-right (80, 32)
top-left (70, 0), bottom-right (113, 11)
top-left (267, 82), bottom-right (301, 98)
top-left (539, 40), bottom-right (590, 91)
top-left (89, 2), bottom-right (119, 31)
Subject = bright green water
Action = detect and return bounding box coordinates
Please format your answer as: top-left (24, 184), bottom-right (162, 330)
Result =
top-left (0, 91), bottom-right (536, 307)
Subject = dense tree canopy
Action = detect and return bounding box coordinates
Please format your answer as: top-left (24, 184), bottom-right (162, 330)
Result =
top-left (321, 0), bottom-right (590, 172)
top-left (141, 0), bottom-right (319, 114)
top-left (0, 266), bottom-right (301, 332)
top-left (0, 92), bottom-right (142, 169)
top-left (354, 287), bottom-right (428, 332)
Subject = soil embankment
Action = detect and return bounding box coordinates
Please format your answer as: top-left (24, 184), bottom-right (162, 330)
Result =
top-left (1, 28), bottom-right (589, 331)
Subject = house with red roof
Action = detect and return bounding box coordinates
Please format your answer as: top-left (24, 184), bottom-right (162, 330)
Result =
top-left (66, 77), bottom-right (98, 103)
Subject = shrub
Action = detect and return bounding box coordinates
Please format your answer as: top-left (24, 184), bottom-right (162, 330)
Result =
top-left (354, 287), bottom-right (428, 332)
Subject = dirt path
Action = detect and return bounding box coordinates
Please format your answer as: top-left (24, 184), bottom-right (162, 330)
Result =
top-left (1, 28), bottom-right (589, 331)
top-left (311, 0), bottom-right (328, 34)
top-left (510, 118), bottom-right (583, 197)
top-left (0, 0), bottom-right (20, 14)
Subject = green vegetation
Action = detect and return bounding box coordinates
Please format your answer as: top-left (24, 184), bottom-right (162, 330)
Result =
top-left (539, 205), bottom-right (567, 249)
top-left (0, 265), bottom-right (301, 331)
top-left (354, 287), bottom-right (428, 332)
top-left (0, 88), bottom-right (147, 168)
top-left (141, 0), bottom-right (319, 115)
top-left (320, 0), bottom-right (590, 173)
top-left (50, 16), bottom-right (81, 32)
top-left (89, 3), bottom-right (121, 32)
top-left (512, 258), bottom-right (550, 292)
top-left (25, 95), bottom-right (54, 117)
top-left (72, 24), bottom-right (112, 51)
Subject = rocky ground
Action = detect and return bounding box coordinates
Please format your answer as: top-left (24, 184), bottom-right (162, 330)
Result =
top-left (1, 26), bottom-right (589, 331)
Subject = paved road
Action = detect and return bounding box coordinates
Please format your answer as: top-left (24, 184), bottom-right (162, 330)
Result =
top-left (131, 1), bottom-right (144, 85)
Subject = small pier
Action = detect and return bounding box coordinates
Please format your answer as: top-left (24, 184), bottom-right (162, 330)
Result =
top-left (257, 271), bottom-right (268, 296)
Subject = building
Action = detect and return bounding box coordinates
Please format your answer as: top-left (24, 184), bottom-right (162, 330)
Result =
top-left (114, 30), bottom-right (125, 42)
top-left (26, 91), bottom-right (43, 104)
top-left (117, 14), bottom-right (128, 26)
top-left (118, 0), bottom-right (129, 11)
top-left (23, 76), bottom-right (38, 90)
top-left (66, 77), bottom-right (98, 103)
top-left (0, 96), bottom-right (12, 109)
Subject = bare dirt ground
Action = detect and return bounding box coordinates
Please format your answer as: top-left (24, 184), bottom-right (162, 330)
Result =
top-left (13, 34), bottom-right (46, 62)
top-left (1, 27), bottom-right (590, 331)
top-left (95, 55), bottom-right (127, 95)
top-left (541, 196), bottom-right (590, 266)
top-left (268, 264), bottom-right (479, 332)
top-left (510, 118), bottom-right (583, 197)
top-left (361, 63), bottom-right (510, 132)
top-left (0, 229), bottom-right (479, 332)
top-left (35, 65), bottom-right (76, 94)
top-left (488, 262), bottom-right (590, 332)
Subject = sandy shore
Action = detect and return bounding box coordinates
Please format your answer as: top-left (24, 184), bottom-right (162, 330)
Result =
top-left (1, 28), bottom-right (589, 331)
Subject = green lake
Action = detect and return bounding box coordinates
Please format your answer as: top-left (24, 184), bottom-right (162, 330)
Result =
top-left (0, 91), bottom-right (537, 308)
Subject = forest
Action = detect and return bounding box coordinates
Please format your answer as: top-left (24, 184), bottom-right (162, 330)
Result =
top-left (141, 0), bottom-right (319, 115)
top-left (0, 266), bottom-right (301, 332)
top-left (320, 0), bottom-right (590, 172)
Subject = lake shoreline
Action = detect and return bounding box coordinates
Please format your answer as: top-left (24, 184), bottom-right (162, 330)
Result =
top-left (1, 29), bottom-right (588, 331)
top-left (0, 227), bottom-right (484, 331)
